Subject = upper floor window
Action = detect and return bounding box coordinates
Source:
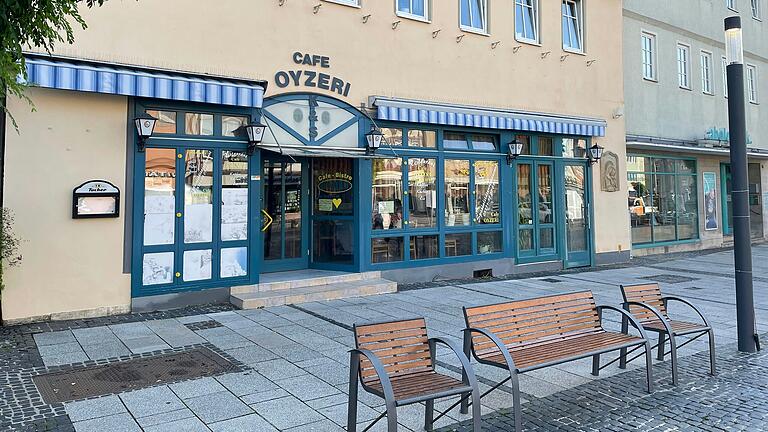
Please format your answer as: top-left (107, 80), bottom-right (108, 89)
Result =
top-left (727, 0), bottom-right (738, 11)
top-left (397, 0), bottom-right (429, 20)
top-left (460, 0), bottom-right (488, 33)
top-left (747, 64), bottom-right (759, 103)
top-left (562, 0), bottom-right (584, 52)
top-left (700, 51), bottom-right (714, 95)
top-left (722, 56), bottom-right (729, 97)
top-left (641, 32), bottom-right (657, 81)
top-left (677, 43), bottom-right (691, 89)
top-left (323, 0), bottom-right (360, 7)
top-left (752, 0), bottom-right (762, 19)
top-left (515, 0), bottom-right (539, 43)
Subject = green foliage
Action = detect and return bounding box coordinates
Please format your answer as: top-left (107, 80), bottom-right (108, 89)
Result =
top-left (1, 0), bottom-right (107, 124)
top-left (0, 208), bottom-right (23, 295)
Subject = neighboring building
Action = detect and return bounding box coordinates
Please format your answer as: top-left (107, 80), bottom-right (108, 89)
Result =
top-left (2, 0), bottom-right (626, 324)
top-left (624, 0), bottom-right (768, 255)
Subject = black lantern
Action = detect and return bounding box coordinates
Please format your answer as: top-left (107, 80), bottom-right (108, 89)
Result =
top-left (365, 127), bottom-right (384, 154)
top-left (506, 139), bottom-right (524, 165)
top-left (244, 121), bottom-right (267, 155)
top-left (588, 143), bottom-right (604, 165)
top-left (134, 112), bottom-right (157, 152)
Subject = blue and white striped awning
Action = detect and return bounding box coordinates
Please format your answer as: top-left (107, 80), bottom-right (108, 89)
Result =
top-left (371, 96), bottom-right (606, 137)
top-left (21, 56), bottom-right (267, 108)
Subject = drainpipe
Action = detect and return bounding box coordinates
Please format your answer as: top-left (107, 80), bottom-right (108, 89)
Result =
top-left (0, 87), bottom-right (6, 326)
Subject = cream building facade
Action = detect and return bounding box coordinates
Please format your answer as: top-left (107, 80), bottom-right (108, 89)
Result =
top-left (2, 0), bottom-right (627, 324)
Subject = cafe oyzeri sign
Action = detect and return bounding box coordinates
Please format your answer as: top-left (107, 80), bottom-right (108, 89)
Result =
top-left (274, 52), bottom-right (351, 97)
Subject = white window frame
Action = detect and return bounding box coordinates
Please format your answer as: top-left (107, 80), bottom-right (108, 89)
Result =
top-left (641, 31), bottom-right (657, 81)
top-left (752, 0), bottom-right (762, 19)
top-left (722, 56), bottom-right (729, 97)
top-left (396, 0), bottom-right (430, 22)
top-left (562, 0), bottom-right (584, 53)
top-left (459, 0), bottom-right (489, 34)
top-left (323, 0), bottom-right (361, 7)
top-left (700, 50), bottom-right (714, 95)
top-left (747, 64), bottom-right (759, 103)
top-left (677, 43), bottom-right (691, 89)
top-left (515, 0), bottom-right (539, 44)
top-left (727, 0), bottom-right (738, 11)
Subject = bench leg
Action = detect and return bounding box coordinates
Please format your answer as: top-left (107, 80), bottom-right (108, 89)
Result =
top-left (460, 332), bottom-right (472, 415)
top-left (424, 399), bottom-right (434, 431)
top-left (708, 329), bottom-right (717, 376)
top-left (619, 315), bottom-right (629, 369)
top-left (657, 333), bottom-right (666, 361)
top-left (669, 334), bottom-right (678, 386)
top-left (471, 385), bottom-right (482, 432)
top-left (591, 354), bottom-right (600, 376)
top-left (644, 341), bottom-right (654, 393)
top-left (347, 356), bottom-right (359, 432)
top-left (510, 371), bottom-right (522, 432)
top-left (385, 402), bottom-right (398, 432)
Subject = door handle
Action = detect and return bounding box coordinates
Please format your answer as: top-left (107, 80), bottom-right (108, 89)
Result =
top-left (261, 209), bottom-right (273, 232)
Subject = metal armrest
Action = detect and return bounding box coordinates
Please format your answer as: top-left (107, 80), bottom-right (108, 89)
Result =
top-left (662, 296), bottom-right (713, 329)
top-left (623, 301), bottom-right (676, 336)
top-left (429, 337), bottom-right (480, 389)
top-left (463, 327), bottom-right (517, 371)
top-left (350, 348), bottom-right (396, 402)
top-left (597, 304), bottom-right (652, 342)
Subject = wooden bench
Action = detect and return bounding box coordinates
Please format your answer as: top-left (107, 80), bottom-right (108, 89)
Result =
top-left (620, 283), bottom-right (716, 385)
top-left (461, 291), bottom-right (654, 432)
top-left (348, 318), bottom-right (481, 432)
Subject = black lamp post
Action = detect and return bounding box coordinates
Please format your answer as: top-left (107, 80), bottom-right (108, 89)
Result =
top-left (134, 112), bottom-right (157, 152)
top-left (365, 127), bottom-right (384, 155)
top-left (725, 16), bottom-right (758, 353)
top-left (244, 121), bottom-right (267, 155)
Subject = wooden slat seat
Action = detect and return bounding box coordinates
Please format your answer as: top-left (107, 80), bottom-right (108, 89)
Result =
top-left (461, 290), bottom-right (654, 432)
top-left (620, 283), bottom-right (716, 385)
top-left (348, 317), bottom-right (481, 432)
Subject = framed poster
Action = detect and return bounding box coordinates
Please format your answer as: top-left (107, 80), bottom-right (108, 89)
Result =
top-left (703, 172), bottom-right (718, 231)
top-left (72, 180), bottom-right (120, 219)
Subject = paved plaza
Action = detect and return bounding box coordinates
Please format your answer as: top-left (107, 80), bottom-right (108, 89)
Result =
top-left (2, 246), bottom-right (768, 431)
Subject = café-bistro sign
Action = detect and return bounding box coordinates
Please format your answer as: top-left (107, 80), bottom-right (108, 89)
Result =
top-left (274, 52), bottom-right (351, 97)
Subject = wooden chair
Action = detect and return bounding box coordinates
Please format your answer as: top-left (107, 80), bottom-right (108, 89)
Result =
top-left (348, 318), bottom-right (481, 432)
top-left (462, 291), bottom-right (653, 432)
top-left (620, 283), bottom-right (716, 385)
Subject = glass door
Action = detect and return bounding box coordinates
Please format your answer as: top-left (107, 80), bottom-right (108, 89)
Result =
top-left (261, 158), bottom-right (308, 272)
top-left (516, 161), bottom-right (556, 259)
top-left (139, 147), bottom-right (250, 295)
top-left (564, 163), bottom-right (592, 268)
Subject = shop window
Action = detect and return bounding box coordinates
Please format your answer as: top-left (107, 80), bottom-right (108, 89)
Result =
top-left (472, 134), bottom-right (497, 151)
top-left (460, 0), bottom-right (488, 33)
top-left (221, 247), bottom-right (247, 278)
top-left (408, 130), bottom-right (437, 148)
top-left (184, 150), bottom-right (214, 243)
top-left (314, 158), bottom-right (354, 216)
top-left (562, 138), bottom-right (587, 158)
top-left (444, 132), bottom-right (469, 150)
top-left (185, 113), bottom-right (214, 136)
top-left (410, 235), bottom-right (439, 260)
top-left (372, 237), bottom-right (404, 263)
top-left (475, 160), bottom-right (500, 224)
top-left (221, 151), bottom-right (249, 241)
top-left (517, 162), bottom-right (555, 256)
top-left (445, 159), bottom-right (471, 226)
top-left (445, 233), bottom-right (472, 257)
top-left (408, 158), bottom-right (437, 228)
top-left (314, 220), bottom-right (354, 264)
top-left (628, 173), bottom-right (652, 244)
top-left (478, 231), bottom-right (502, 254)
top-left (222, 115), bottom-right (249, 137)
top-left (372, 158), bottom-right (404, 231)
top-left (516, 135), bottom-right (531, 155)
top-left (146, 110), bottom-right (177, 134)
top-left (382, 128), bottom-right (403, 147)
top-left (538, 165), bottom-right (553, 224)
top-left (538, 137), bottom-right (554, 156)
top-left (518, 164), bottom-right (533, 226)
top-left (144, 148), bottom-right (176, 246)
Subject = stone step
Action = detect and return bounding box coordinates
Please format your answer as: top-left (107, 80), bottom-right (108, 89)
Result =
top-left (231, 271), bottom-right (382, 294)
top-left (230, 278), bottom-right (397, 309)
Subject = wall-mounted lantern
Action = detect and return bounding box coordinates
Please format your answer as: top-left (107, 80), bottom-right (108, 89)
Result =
top-left (506, 139), bottom-right (524, 165)
top-left (134, 112), bottom-right (157, 152)
top-left (589, 143), bottom-right (604, 165)
top-left (365, 127), bottom-right (384, 155)
top-left (244, 121), bottom-right (267, 155)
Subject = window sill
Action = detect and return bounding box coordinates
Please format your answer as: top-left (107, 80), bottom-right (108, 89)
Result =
top-left (749, 100), bottom-right (760, 105)
top-left (514, 37), bottom-right (540, 47)
top-left (703, 91), bottom-right (715, 96)
top-left (459, 26), bottom-right (490, 37)
top-left (322, 0), bottom-right (361, 8)
top-left (679, 86), bottom-right (692, 91)
top-left (396, 11), bottom-right (430, 23)
top-left (562, 47), bottom-right (585, 56)
top-left (643, 77), bottom-right (659, 83)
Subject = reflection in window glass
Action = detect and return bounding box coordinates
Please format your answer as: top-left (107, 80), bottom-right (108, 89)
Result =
top-left (146, 110), bottom-right (177, 134)
top-left (183, 249), bottom-right (212, 281)
top-left (313, 220), bottom-right (354, 264)
top-left (444, 132), bottom-right (469, 150)
top-left (677, 175), bottom-right (698, 240)
top-left (142, 252), bottom-right (174, 286)
top-left (562, 138), bottom-right (587, 158)
top-left (538, 165), bottom-right (553, 223)
top-left (222, 115), bottom-right (248, 137)
top-left (221, 247), bottom-right (247, 278)
top-left (519, 229), bottom-right (533, 251)
top-left (445, 233), bottom-right (472, 257)
top-left (538, 137), bottom-right (554, 156)
top-left (478, 231), bottom-right (502, 254)
top-left (372, 158), bottom-right (403, 231)
top-left (184, 150), bottom-right (214, 243)
top-left (445, 160), bottom-right (471, 226)
top-left (472, 134), bottom-right (497, 151)
top-left (518, 164), bottom-right (533, 225)
top-left (408, 158), bottom-right (437, 228)
top-left (628, 173), bottom-right (652, 244)
top-left (382, 128), bottom-right (403, 146)
top-left (407, 130), bottom-right (436, 148)
top-left (144, 148), bottom-right (176, 246)
top-left (652, 174), bottom-right (677, 242)
top-left (185, 113), bottom-right (214, 135)
top-left (221, 151), bottom-right (248, 241)
top-left (540, 228), bottom-right (554, 249)
top-left (475, 160), bottom-right (500, 224)
top-left (372, 237), bottom-right (404, 263)
top-left (283, 163), bottom-right (303, 259)
top-left (410, 235), bottom-right (439, 260)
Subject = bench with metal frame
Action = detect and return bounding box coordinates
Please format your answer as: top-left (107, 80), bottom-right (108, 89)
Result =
top-left (619, 283), bottom-right (716, 385)
top-left (460, 291), bottom-right (654, 432)
top-left (347, 318), bottom-right (482, 432)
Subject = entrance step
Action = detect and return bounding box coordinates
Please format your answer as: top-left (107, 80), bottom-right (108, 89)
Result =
top-left (231, 270), bottom-right (383, 294)
top-left (230, 277), bottom-right (397, 309)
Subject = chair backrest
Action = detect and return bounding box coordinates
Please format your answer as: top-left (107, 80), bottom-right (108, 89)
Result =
top-left (354, 318), bottom-right (433, 385)
top-left (620, 283), bottom-right (668, 322)
top-left (463, 291), bottom-right (602, 358)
